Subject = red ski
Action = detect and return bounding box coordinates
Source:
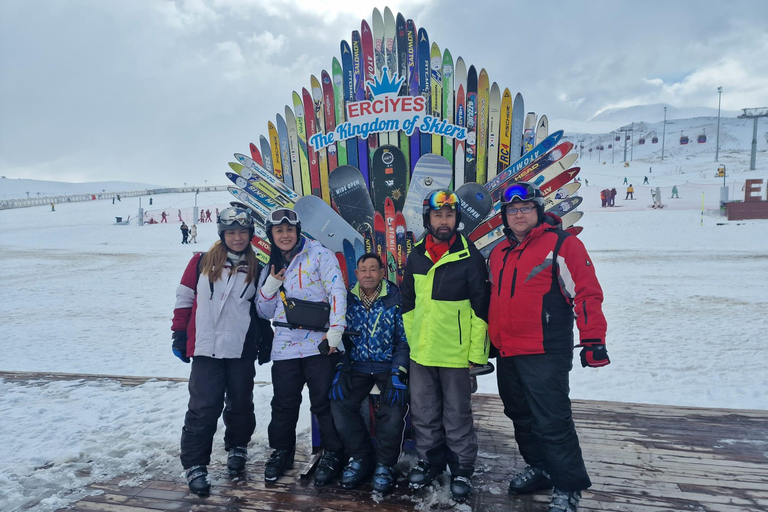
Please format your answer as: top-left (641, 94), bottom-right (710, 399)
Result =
top-left (302, 87), bottom-right (322, 197)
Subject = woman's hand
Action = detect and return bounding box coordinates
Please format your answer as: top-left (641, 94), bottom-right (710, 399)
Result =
top-left (270, 265), bottom-right (286, 281)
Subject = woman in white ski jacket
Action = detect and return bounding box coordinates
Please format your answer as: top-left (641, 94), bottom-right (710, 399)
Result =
top-left (256, 206), bottom-right (347, 487)
top-left (171, 206), bottom-right (272, 497)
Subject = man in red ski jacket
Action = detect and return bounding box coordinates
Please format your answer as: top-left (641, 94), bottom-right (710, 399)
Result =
top-left (488, 182), bottom-right (609, 512)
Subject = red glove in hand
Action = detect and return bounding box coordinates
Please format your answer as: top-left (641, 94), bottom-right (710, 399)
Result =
top-left (576, 340), bottom-right (610, 368)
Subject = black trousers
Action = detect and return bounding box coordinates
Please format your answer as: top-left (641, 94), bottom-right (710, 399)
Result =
top-left (497, 353), bottom-right (591, 492)
top-left (330, 371), bottom-right (409, 466)
top-left (180, 356), bottom-right (256, 468)
top-left (269, 354), bottom-right (342, 452)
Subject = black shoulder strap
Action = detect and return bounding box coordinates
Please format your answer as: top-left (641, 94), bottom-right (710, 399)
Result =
top-left (194, 252), bottom-right (214, 299)
top-left (549, 228), bottom-right (572, 280)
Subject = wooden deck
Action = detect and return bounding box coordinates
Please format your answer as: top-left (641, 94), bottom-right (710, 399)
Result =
top-left (3, 372), bottom-right (766, 511)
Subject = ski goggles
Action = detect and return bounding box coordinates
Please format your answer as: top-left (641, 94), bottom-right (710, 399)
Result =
top-left (426, 190), bottom-right (459, 210)
top-left (219, 207), bottom-right (253, 227)
top-left (268, 207), bottom-right (300, 225)
top-left (501, 182), bottom-right (540, 204)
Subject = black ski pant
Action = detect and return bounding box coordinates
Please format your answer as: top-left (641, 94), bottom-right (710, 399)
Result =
top-left (410, 360), bottom-right (477, 475)
top-left (330, 371), bottom-right (409, 466)
top-left (269, 354), bottom-right (342, 452)
top-left (180, 356), bottom-right (256, 468)
top-left (497, 352), bottom-right (591, 492)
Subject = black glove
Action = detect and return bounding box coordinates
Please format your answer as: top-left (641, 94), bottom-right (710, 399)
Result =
top-left (576, 339), bottom-right (610, 368)
top-left (328, 363), bottom-right (351, 401)
top-left (256, 318), bottom-right (273, 366)
top-left (172, 331), bottom-right (190, 363)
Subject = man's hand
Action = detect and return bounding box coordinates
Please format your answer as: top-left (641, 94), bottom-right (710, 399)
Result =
top-left (576, 340), bottom-right (610, 368)
top-left (172, 331), bottom-right (190, 363)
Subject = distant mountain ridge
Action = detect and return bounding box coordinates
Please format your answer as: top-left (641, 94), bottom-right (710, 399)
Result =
top-left (0, 178), bottom-right (164, 200)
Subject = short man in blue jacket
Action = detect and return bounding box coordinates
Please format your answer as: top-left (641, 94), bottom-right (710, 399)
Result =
top-left (329, 253), bottom-right (409, 495)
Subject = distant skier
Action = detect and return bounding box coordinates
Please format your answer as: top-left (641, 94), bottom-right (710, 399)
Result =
top-left (161, 211), bottom-right (168, 223)
top-left (149, 197), bottom-right (153, 206)
top-left (51, 203), bottom-right (55, 211)
top-left (205, 209), bottom-right (212, 222)
top-left (600, 189), bottom-right (607, 207)
top-left (671, 186), bottom-right (679, 199)
top-left (584, 179), bottom-right (589, 186)
top-left (623, 177), bottom-right (628, 185)
top-left (199, 210), bottom-right (206, 223)
top-left (189, 224), bottom-right (197, 243)
top-left (178, 210), bottom-right (183, 222)
top-left (609, 188), bottom-right (617, 207)
top-left (626, 185), bottom-right (634, 200)
top-left (117, 194), bottom-right (121, 201)
top-left (649, 166), bottom-right (652, 173)
top-left (643, 176), bottom-right (649, 185)
top-left (112, 197), bottom-right (115, 204)
top-left (180, 222), bottom-right (189, 244)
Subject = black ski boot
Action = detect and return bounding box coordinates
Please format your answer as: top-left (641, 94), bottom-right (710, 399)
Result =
top-left (450, 475), bottom-right (472, 502)
top-left (264, 447), bottom-right (295, 482)
top-left (508, 465), bottom-right (552, 495)
top-left (408, 459), bottom-right (442, 490)
top-left (371, 463), bottom-right (396, 495)
top-left (227, 446), bottom-right (248, 475)
top-left (313, 449), bottom-right (343, 487)
top-left (549, 489), bottom-right (581, 512)
top-left (340, 457), bottom-right (374, 489)
top-left (186, 465), bottom-right (210, 497)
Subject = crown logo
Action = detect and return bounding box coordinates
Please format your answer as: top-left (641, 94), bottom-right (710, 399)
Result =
top-left (366, 67), bottom-right (405, 97)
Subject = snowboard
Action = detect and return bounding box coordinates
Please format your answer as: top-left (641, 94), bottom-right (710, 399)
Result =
top-left (456, 182), bottom-right (493, 235)
top-left (370, 145), bottom-right (408, 216)
top-left (402, 154), bottom-right (453, 238)
top-left (328, 165), bottom-right (375, 236)
top-left (293, 195), bottom-right (364, 253)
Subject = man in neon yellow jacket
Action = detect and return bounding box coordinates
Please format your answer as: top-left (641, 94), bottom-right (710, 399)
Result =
top-left (400, 189), bottom-right (490, 503)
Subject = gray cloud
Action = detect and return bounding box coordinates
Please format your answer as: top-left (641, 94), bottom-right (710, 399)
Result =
top-left (1, 0), bottom-right (765, 186)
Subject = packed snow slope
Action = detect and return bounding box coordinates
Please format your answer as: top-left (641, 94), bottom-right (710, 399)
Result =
top-left (0, 134), bottom-right (767, 512)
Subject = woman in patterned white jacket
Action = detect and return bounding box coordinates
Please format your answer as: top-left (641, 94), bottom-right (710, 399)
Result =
top-left (256, 207), bottom-right (347, 487)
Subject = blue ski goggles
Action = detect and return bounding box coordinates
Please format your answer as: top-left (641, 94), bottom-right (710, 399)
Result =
top-left (501, 182), bottom-right (541, 204)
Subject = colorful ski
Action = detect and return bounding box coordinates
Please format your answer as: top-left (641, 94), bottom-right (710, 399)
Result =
top-left (311, 75), bottom-right (330, 203)
top-left (352, 30), bottom-right (369, 186)
top-left (331, 59), bottom-right (346, 167)
top-left (486, 82), bottom-right (501, 181)
top-left (535, 115), bottom-right (549, 146)
top-left (522, 112), bottom-right (537, 155)
top-left (497, 88), bottom-right (513, 174)
top-left (406, 19), bottom-right (420, 174)
top-left (395, 211), bottom-right (407, 286)
top-left (476, 68), bottom-right (489, 184)
top-left (511, 92), bottom-right (525, 158)
top-left (559, 210), bottom-right (583, 230)
top-left (374, 211), bottom-right (386, 256)
top-left (384, 197), bottom-right (397, 270)
top-left (361, 20), bottom-right (378, 165)
top-left (441, 48), bottom-right (454, 167)
top-left (249, 142), bottom-right (263, 167)
top-left (302, 87), bottom-right (321, 197)
top-left (321, 70), bottom-right (338, 172)
top-left (547, 195), bottom-right (583, 216)
top-left (454, 83), bottom-right (466, 190)
top-left (340, 40), bottom-right (357, 169)
top-left (292, 91), bottom-right (312, 197)
top-left (430, 42), bottom-right (442, 155)
top-left (233, 154), bottom-right (301, 203)
top-left (464, 65), bottom-right (478, 184)
top-left (396, 12), bottom-right (410, 170)
top-left (343, 238), bottom-right (357, 287)
top-left (328, 165), bottom-right (375, 236)
top-left (417, 28), bottom-right (431, 155)
top-left (383, 6), bottom-right (397, 146)
top-left (228, 164), bottom-right (292, 208)
top-left (260, 135), bottom-right (273, 174)
top-left (284, 106), bottom-right (303, 196)
top-left (276, 113), bottom-right (294, 192)
top-left (268, 121), bottom-right (283, 180)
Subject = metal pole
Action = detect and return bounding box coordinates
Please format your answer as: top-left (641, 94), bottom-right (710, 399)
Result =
top-left (661, 107), bottom-right (667, 161)
top-left (750, 117), bottom-right (758, 170)
top-left (630, 123), bottom-right (634, 161)
top-left (715, 86), bottom-right (722, 162)
top-left (611, 133), bottom-right (615, 164)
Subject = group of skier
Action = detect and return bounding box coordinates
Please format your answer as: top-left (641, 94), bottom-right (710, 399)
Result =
top-left (171, 181), bottom-right (609, 512)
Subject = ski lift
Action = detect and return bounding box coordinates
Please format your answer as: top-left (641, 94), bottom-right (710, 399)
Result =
top-left (625, 135), bottom-right (630, 141)
top-left (638, 138), bottom-right (646, 145)
top-left (608, 144), bottom-right (613, 149)
top-left (651, 136), bottom-right (659, 144)
top-left (680, 134), bottom-right (689, 145)
top-left (697, 129), bottom-right (707, 143)
top-left (598, 145), bottom-right (604, 150)
top-left (589, 148), bottom-right (592, 152)
top-left (614, 135), bottom-right (620, 141)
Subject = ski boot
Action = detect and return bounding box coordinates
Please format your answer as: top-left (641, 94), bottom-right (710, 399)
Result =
top-left (450, 475), bottom-right (472, 502)
top-left (340, 457), bottom-right (374, 489)
top-left (226, 446), bottom-right (248, 475)
top-left (508, 464), bottom-right (552, 495)
top-left (313, 449), bottom-right (344, 487)
top-left (371, 463), bottom-right (396, 495)
top-left (185, 465), bottom-right (210, 497)
top-left (549, 489), bottom-right (581, 512)
top-left (264, 447), bottom-right (294, 482)
top-left (408, 459), bottom-right (442, 490)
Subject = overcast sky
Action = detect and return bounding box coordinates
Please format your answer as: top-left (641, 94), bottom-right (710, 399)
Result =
top-left (1, 0), bottom-right (766, 186)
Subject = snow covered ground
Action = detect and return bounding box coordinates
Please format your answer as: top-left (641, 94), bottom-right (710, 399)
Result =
top-left (1, 148), bottom-right (767, 511)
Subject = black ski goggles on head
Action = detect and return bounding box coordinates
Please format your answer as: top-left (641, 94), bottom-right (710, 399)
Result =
top-left (426, 190), bottom-right (459, 210)
top-left (269, 208), bottom-right (300, 225)
top-left (501, 182), bottom-right (539, 204)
